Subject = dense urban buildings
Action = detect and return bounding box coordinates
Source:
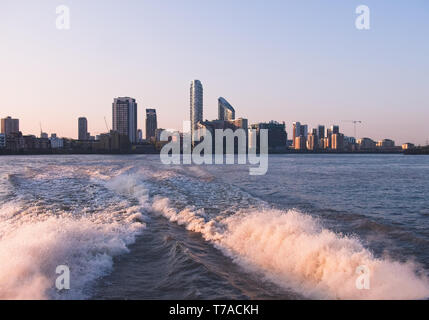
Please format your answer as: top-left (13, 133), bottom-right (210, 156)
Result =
top-left (197, 119), bottom-right (247, 154)
top-left (190, 80), bottom-right (203, 139)
top-left (307, 132), bottom-right (317, 151)
top-left (0, 81), bottom-right (421, 155)
top-left (251, 121), bottom-right (288, 153)
top-left (293, 122), bottom-right (310, 150)
top-left (145, 109), bottom-right (158, 141)
top-left (230, 118), bottom-right (248, 131)
top-left (112, 97), bottom-right (138, 143)
top-left (195, 93), bottom-right (247, 153)
top-left (78, 117), bottom-right (89, 140)
top-left (218, 97), bottom-right (235, 121)
top-left (1, 116), bottom-right (19, 135)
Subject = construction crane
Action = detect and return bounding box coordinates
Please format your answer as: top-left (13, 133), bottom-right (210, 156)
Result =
top-left (39, 122), bottom-right (44, 138)
top-left (342, 120), bottom-right (362, 138)
top-left (104, 116), bottom-right (110, 132)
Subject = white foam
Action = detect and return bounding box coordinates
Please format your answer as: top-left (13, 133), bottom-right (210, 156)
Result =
top-left (150, 197), bottom-right (429, 300)
top-left (0, 215), bottom-right (144, 299)
top-left (0, 170), bottom-right (148, 300)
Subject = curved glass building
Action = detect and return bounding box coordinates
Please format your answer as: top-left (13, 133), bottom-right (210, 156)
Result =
top-left (218, 97), bottom-right (235, 121)
top-left (190, 80), bottom-right (203, 136)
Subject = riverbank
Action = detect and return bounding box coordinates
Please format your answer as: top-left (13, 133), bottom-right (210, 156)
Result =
top-left (0, 149), bottom-right (410, 156)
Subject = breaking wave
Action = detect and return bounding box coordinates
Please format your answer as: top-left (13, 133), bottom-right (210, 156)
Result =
top-left (150, 196), bottom-right (429, 300)
top-left (2, 156), bottom-right (429, 300)
top-left (0, 164), bottom-right (147, 300)
top-left (0, 214), bottom-right (144, 299)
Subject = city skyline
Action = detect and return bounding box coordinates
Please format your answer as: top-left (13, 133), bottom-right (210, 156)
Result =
top-left (0, 78), bottom-right (424, 148)
top-left (1, 1), bottom-right (429, 144)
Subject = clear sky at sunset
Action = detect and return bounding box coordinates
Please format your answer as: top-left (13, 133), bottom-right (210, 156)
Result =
top-left (1, 0), bottom-right (428, 144)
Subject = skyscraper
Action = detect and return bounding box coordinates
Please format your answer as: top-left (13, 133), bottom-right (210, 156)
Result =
top-left (326, 128), bottom-right (333, 149)
top-left (300, 124), bottom-right (308, 138)
top-left (218, 97), bottom-right (235, 121)
top-left (112, 97), bottom-right (138, 143)
top-left (1, 116), bottom-right (19, 135)
top-left (318, 125), bottom-right (325, 139)
top-left (145, 109), bottom-right (157, 141)
top-left (190, 80), bottom-right (203, 139)
top-left (78, 117), bottom-right (88, 140)
top-left (292, 122), bottom-right (301, 148)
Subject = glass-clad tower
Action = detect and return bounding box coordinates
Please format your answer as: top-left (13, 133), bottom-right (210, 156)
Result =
top-left (218, 97), bottom-right (235, 121)
top-left (190, 80), bottom-right (203, 138)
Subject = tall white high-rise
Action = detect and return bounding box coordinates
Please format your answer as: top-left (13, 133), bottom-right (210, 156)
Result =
top-left (112, 97), bottom-right (138, 143)
top-left (190, 80), bottom-right (203, 138)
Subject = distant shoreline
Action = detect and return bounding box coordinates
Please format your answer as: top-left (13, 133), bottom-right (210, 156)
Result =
top-left (1, 150), bottom-right (423, 156)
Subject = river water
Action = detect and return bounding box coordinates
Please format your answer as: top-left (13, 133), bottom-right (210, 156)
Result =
top-left (0, 154), bottom-right (428, 299)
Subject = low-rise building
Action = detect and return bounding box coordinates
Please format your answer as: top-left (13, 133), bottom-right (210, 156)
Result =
top-left (5, 132), bottom-right (25, 151)
top-left (252, 121), bottom-right (287, 152)
top-left (377, 139), bottom-right (395, 149)
top-left (230, 118), bottom-right (248, 131)
top-left (23, 135), bottom-right (50, 150)
top-left (357, 138), bottom-right (376, 151)
top-left (402, 143), bottom-right (415, 150)
top-left (294, 136), bottom-right (306, 150)
top-left (50, 134), bottom-right (64, 149)
top-left (94, 130), bottom-right (131, 152)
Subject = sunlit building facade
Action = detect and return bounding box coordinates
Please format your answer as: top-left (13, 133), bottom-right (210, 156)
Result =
top-left (1, 116), bottom-right (19, 135)
top-left (332, 133), bottom-right (345, 151)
